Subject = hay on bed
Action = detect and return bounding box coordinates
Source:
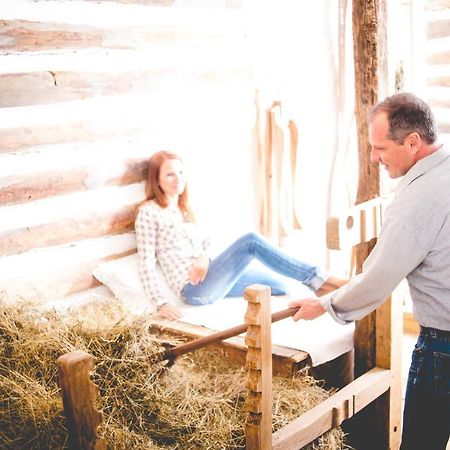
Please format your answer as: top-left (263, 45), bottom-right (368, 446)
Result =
top-left (0, 299), bottom-right (349, 449)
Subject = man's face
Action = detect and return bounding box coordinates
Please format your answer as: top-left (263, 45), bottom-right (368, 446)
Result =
top-left (369, 112), bottom-right (417, 178)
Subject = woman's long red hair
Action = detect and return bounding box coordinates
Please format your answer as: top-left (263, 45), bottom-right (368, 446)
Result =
top-left (143, 150), bottom-right (194, 222)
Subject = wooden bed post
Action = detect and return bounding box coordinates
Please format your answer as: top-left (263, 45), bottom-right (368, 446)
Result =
top-left (57, 350), bottom-right (106, 450)
top-left (244, 285), bottom-right (273, 450)
top-left (351, 1), bottom-right (402, 448)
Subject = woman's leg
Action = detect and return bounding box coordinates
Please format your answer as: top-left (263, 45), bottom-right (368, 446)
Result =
top-left (181, 232), bottom-right (328, 305)
top-left (225, 265), bottom-right (295, 297)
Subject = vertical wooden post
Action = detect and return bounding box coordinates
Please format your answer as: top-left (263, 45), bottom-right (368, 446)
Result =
top-left (244, 285), bottom-right (273, 450)
top-left (57, 350), bottom-right (106, 450)
top-left (351, 1), bottom-right (402, 449)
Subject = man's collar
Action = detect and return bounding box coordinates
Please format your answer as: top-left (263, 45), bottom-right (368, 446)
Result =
top-left (395, 145), bottom-right (449, 194)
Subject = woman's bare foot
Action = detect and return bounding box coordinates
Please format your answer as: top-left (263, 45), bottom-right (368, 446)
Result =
top-left (315, 276), bottom-right (348, 297)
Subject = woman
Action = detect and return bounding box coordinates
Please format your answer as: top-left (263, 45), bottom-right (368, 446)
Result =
top-left (135, 150), bottom-right (345, 320)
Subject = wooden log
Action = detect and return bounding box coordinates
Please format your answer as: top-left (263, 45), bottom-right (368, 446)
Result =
top-left (426, 18), bottom-right (450, 39)
top-left (0, 203), bottom-right (139, 256)
top-left (0, 20), bottom-right (102, 52)
top-left (0, 70), bottom-right (168, 108)
top-left (0, 121), bottom-right (146, 153)
top-left (427, 51), bottom-right (450, 65)
top-left (0, 19), bottom-right (229, 52)
top-left (272, 367), bottom-right (391, 450)
top-left (244, 285), bottom-right (272, 450)
top-left (56, 350), bottom-right (106, 450)
top-left (0, 233), bottom-right (136, 302)
top-left (0, 158), bottom-right (147, 205)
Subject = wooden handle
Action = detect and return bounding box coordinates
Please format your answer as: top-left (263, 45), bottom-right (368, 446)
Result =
top-left (164, 306), bottom-right (299, 360)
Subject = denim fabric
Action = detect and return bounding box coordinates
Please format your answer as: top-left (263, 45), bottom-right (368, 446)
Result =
top-left (400, 327), bottom-right (450, 450)
top-left (181, 232), bottom-right (328, 305)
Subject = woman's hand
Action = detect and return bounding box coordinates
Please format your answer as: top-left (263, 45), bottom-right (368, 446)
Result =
top-left (189, 255), bottom-right (210, 285)
top-left (288, 298), bottom-right (326, 321)
top-left (157, 304), bottom-right (182, 320)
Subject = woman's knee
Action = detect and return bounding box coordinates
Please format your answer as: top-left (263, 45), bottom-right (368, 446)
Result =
top-left (239, 231), bottom-right (263, 245)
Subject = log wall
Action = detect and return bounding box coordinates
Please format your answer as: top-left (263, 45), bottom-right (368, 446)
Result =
top-left (0, 0), bottom-right (255, 304)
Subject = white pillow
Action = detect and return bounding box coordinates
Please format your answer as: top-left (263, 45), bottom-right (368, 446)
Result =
top-left (92, 253), bottom-right (180, 314)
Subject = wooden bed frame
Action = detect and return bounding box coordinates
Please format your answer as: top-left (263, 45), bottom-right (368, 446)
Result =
top-left (57, 196), bottom-right (403, 450)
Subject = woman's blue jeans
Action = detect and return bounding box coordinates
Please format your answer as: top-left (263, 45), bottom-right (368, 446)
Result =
top-left (181, 232), bottom-right (328, 305)
top-left (400, 326), bottom-right (450, 449)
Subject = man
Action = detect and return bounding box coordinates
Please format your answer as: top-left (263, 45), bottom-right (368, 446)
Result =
top-left (289, 92), bottom-right (450, 449)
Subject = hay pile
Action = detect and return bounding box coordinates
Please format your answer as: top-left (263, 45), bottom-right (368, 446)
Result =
top-left (0, 299), bottom-right (349, 449)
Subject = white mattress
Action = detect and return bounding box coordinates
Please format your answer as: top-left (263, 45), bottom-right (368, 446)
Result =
top-left (47, 285), bottom-right (354, 367)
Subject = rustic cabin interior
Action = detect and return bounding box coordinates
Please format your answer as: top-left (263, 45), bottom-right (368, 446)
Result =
top-left (1, 0), bottom-right (450, 449)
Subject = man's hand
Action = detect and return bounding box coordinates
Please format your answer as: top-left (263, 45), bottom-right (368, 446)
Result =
top-left (288, 298), bottom-right (326, 321)
top-left (189, 255), bottom-right (210, 285)
top-left (157, 304), bottom-right (182, 320)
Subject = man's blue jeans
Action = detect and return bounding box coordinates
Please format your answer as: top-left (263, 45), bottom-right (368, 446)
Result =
top-left (400, 326), bottom-right (450, 449)
top-left (181, 232), bottom-right (328, 305)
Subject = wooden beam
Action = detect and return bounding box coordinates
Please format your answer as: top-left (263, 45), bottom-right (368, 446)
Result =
top-left (244, 285), bottom-right (272, 450)
top-left (56, 350), bottom-right (106, 450)
top-left (272, 367), bottom-right (391, 450)
top-left (348, 2), bottom-right (402, 448)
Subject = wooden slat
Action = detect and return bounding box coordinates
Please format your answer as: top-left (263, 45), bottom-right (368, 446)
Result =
top-left (427, 51), bottom-right (450, 65)
top-left (272, 368), bottom-right (391, 450)
top-left (0, 158), bottom-right (147, 205)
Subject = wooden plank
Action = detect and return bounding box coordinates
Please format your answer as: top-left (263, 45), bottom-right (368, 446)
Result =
top-left (0, 158), bottom-right (147, 205)
top-left (56, 350), bottom-right (106, 450)
top-left (272, 368), bottom-right (391, 450)
top-left (244, 285), bottom-right (272, 450)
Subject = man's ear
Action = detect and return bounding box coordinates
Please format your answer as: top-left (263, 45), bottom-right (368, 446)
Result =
top-left (406, 132), bottom-right (421, 153)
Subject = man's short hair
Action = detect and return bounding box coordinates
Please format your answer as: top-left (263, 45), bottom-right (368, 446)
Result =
top-left (369, 92), bottom-right (437, 144)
